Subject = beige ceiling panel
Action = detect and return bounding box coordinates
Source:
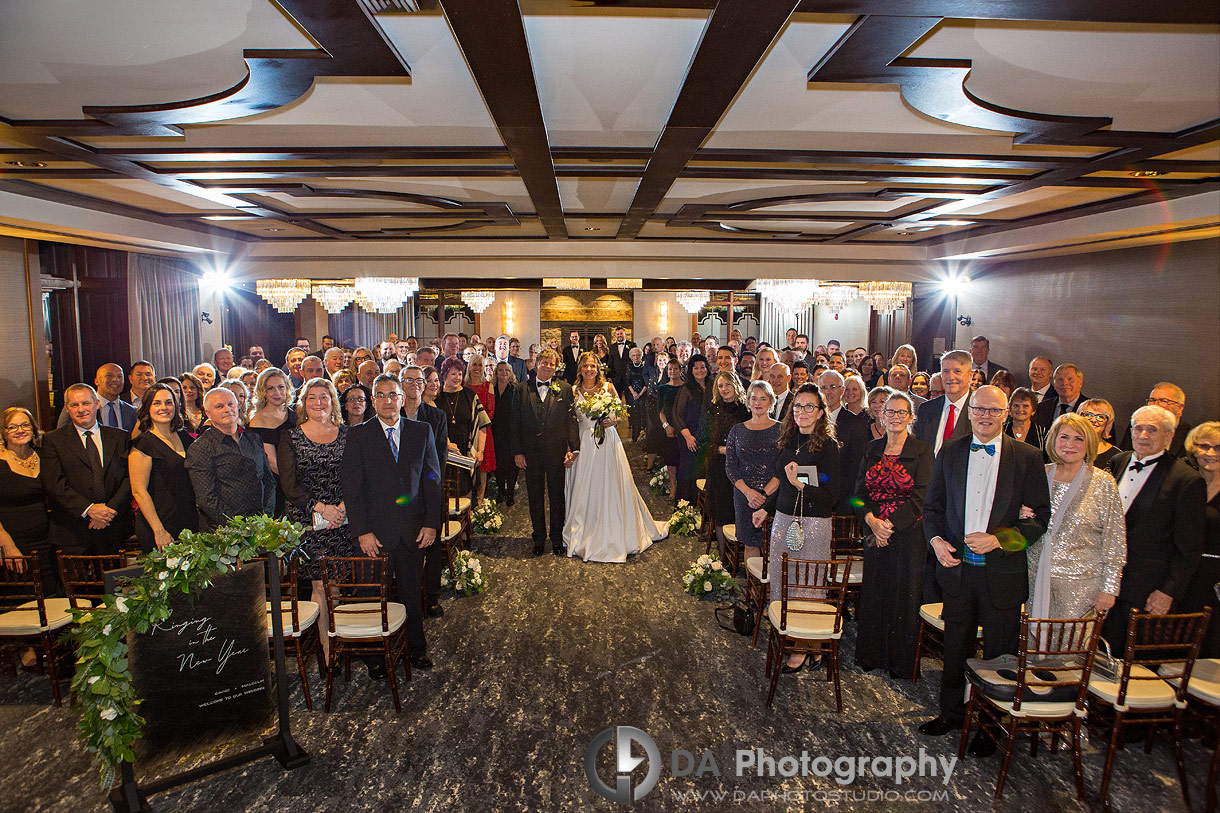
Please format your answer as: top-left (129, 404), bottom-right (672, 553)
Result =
top-left (1154, 141), bottom-right (1220, 162)
top-left (556, 178), bottom-right (641, 213)
top-left (945, 187), bottom-right (1138, 219)
top-left (659, 179), bottom-right (872, 212)
top-left (305, 177), bottom-right (536, 212)
top-left (27, 179), bottom-right (232, 213)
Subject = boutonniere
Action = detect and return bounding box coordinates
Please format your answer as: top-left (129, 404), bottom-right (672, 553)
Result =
top-left (548, 380), bottom-right (562, 394)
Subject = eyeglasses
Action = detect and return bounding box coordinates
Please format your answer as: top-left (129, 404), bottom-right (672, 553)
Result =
top-left (819, 384), bottom-right (842, 391)
top-left (1146, 397), bottom-right (1182, 408)
top-left (791, 403), bottom-right (822, 413)
top-left (5, 423), bottom-right (33, 431)
top-left (402, 378), bottom-right (426, 387)
top-left (882, 409), bottom-right (911, 418)
top-left (1078, 411), bottom-right (1109, 422)
top-left (373, 392), bottom-right (402, 401)
top-left (969, 406), bottom-right (1006, 418)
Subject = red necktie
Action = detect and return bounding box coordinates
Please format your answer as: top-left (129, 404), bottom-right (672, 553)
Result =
top-left (942, 403), bottom-right (956, 443)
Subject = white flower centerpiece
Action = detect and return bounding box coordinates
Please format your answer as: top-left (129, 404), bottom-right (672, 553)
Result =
top-left (682, 553), bottom-right (737, 601)
top-left (441, 549), bottom-right (487, 597)
top-left (471, 499), bottom-right (504, 535)
top-left (668, 499), bottom-right (701, 537)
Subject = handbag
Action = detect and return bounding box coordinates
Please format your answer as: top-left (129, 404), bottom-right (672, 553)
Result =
top-left (785, 486), bottom-right (805, 551)
top-left (715, 598), bottom-right (755, 637)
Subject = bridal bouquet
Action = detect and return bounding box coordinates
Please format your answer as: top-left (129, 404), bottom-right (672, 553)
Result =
top-left (668, 499), bottom-right (701, 537)
top-left (575, 390), bottom-right (629, 445)
top-left (442, 549), bottom-right (486, 597)
top-left (648, 466), bottom-right (670, 496)
top-left (682, 553), bottom-right (736, 601)
top-left (471, 499), bottom-right (504, 535)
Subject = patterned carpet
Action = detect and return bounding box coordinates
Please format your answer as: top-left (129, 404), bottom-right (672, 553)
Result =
top-left (0, 437), bottom-right (1210, 811)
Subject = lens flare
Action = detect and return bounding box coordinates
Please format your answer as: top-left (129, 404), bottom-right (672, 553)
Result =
top-left (395, 494), bottom-right (412, 505)
top-left (995, 527), bottom-right (1027, 552)
top-left (848, 496), bottom-right (865, 509)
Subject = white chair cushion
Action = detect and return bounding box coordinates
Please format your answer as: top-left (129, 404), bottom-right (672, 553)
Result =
top-left (918, 603), bottom-right (982, 637)
top-left (980, 694), bottom-right (1085, 720)
top-left (265, 600), bottom-right (320, 637)
top-left (1087, 664), bottom-right (1177, 710)
top-left (1163, 658), bottom-right (1220, 706)
top-left (440, 520), bottom-right (464, 542)
top-left (722, 524), bottom-right (737, 543)
top-left (449, 496), bottom-right (472, 515)
top-left (745, 556), bottom-right (767, 582)
top-left (330, 601), bottom-right (406, 638)
top-left (695, 478), bottom-right (706, 492)
top-left (766, 600), bottom-right (841, 640)
top-left (0, 598), bottom-right (81, 635)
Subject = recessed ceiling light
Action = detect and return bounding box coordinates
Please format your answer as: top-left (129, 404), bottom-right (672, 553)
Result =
top-left (584, 227), bottom-right (600, 231)
top-left (1129, 170), bottom-right (1164, 177)
top-left (264, 227), bottom-right (285, 232)
top-left (5, 160), bottom-right (47, 168)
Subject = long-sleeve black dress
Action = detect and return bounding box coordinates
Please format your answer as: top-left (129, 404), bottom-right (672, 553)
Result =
top-left (852, 434), bottom-right (935, 675)
top-left (0, 462), bottom-right (54, 594)
top-left (697, 400), bottom-right (749, 526)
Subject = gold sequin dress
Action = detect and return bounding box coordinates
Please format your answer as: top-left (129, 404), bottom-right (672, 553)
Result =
top-left (1027, 467), bottom-right (1127, 619)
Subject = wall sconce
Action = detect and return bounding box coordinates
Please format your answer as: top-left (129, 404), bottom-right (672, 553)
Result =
top-left (657, 300), bottom-right (668, 334)
top-left (503, 299), bottom-right (514, 335)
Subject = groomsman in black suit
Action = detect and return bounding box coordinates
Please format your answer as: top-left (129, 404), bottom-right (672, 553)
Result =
top-left (607, 326), bottom-right (635, 391)
top-left (58, 363), bottom-right (137, 431)
top-left (918, 385), bottom-right (1051, 753)
top-left (1035, 363), bottom-right (1090, 429)
top-left (1105, 404), bottom-right (1205, 646)
top-left (816, 368), bottom-right (868, 513)
top-left (342, 374), bottom-right (443, 671)
top-left (1118, 382), bottom-right (1195, 460)
top-left (968, 335), bottom-right (1008, 381)
top-left (511, 349), bottom-right (581, 556)
top-left (400, 365), bottom-right (450, 619)
top-left (42, 383), bottom-right (132, 555)
top-left (562, 330), bottom-right (583, 385)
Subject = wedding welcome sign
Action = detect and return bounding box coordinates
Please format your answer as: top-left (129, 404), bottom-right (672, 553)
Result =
top-left (127, 564), bottom-right (273, 756)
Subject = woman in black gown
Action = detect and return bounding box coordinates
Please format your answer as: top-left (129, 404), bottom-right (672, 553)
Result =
top-left (249, 368), bottom-right (297, 516)
top-left (490, 361), bottom-right (518, 506)
top-left (1182, 422), bottom-right (1220, 657)
top-left (698, 372), bottom-right (749, 553)
top-left (129, 385), bottom-right (198, 553)
top-left (655, 358), bottom-right (685, 504)
top-left (853, 391), bottom-right (934, 678)
top-left (672, 354), bottom-right (710, 506)
top-left (0, 407), bottom-right (55, 597)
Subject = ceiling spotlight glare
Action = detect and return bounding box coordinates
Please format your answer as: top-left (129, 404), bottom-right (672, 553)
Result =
top-left (200, 269), bottom-right (233, 296)
top-left (939, 275), bottom-right (971, 295)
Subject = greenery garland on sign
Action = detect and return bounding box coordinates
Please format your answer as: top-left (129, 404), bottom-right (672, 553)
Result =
top-left (69, 515), bottom-right (303, 791)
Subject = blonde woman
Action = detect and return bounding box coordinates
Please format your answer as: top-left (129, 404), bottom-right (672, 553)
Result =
top-left (278, 377), bottom-right (354, 657)
top-left (842, 374), bottom-right (868, 415)
top-left (249, 367), bottom-right (295, 476)
top-left (178, 372), bottom-right (205, 432)
top-left (222, 379), bottom-right (251, 427)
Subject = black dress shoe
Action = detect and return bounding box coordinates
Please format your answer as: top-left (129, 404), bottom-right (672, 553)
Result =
top-left (409, 654), bottom-right (434, 670)
top-left (426, 604), bottom-right (444, 618)
top-left (917, 715), bottom-right (962, 736)
top-left (533, 541), bottom-right (545, 556)
top-left (968, 730), bottom-right (997, 758)
top-left (367, 662), bottom-right (388, 680)
top-left (552, 544), bottom-right (566, 556)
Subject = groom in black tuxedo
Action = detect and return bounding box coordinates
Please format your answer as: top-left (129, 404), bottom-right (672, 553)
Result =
top-left (607, 326), bottom-right (636, 391)
top-left (342, 374), bottom-right (443, 670)
top-left (562, 330), bottom-right (583, 385)
top-left (511, 349), bottom-right (581, 556)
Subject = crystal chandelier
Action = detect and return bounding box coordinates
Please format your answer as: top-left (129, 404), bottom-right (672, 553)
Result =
top-left (674, 290), bottom-right (710, 314)
top-left (859, 281), bottom-right (912, 316)
top-left (813, 283), bottom-right (858, 320)
top-left (255, 279), bottom-right (311, 313)
top-left (354, 276), bottom-right (419, 313)
top-left (606, 278), bottom-right (642, 290)
top-left (542, 278), bottom-right (589, 290)
top-left (312, 283), bottom-right (356, 314)
top-left (753, 278), bottom-right (819, 316)
top-left (461, 290), bottom-right (497, 313)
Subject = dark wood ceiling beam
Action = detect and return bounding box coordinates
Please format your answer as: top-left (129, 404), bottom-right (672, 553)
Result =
top-left (438, 0), bottom-right (565, 239)
top-left (616, 0), bottom-right (803, 238)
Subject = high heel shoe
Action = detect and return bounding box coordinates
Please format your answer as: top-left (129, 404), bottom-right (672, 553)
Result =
top-left (781, 655), bottom-right (823, 673)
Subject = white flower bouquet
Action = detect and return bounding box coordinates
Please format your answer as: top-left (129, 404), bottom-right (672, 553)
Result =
top-left (575, 389), bottom-right (629, 445)
top-left (441, 549), bottom-right (487, 596)
top-left (648, 467), bottom-right (670, 496)
top-left (668, 499), bottom-right (701, 537)
top-left (471, 499), bottom-right (504, 535)
top-left (682, 553), bottom-right (736, 600)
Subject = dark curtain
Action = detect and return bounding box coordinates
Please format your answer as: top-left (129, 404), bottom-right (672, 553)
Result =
top-left (131, 253), bottom-right (201, 377)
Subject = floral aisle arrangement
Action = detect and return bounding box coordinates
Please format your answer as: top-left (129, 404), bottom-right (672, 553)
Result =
top-left (574, 389), bottom-right (629, 445)
top-left (69, 515), bottom-right (303, 791)
top-left (471, 499), bottom-right (504, 535)
top-left (682, 553), bottom-right (737, 601)
top-left (668, 499), bottom-right (701, 537)
top-left (648, 466), bottom-right (670, 496)
top-left (441, 549), bottom-right (487, 597)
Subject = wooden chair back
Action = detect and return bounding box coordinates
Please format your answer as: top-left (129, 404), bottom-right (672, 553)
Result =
top-left (56, 553), bottom-right (133, 610)
top-left (0, 556), bottom-right (44, 625)
top-left (319, 556), bottom-right (391, 636)
top-left (1013, 611), bottom-right (1106, 713)
top-left (776, 554), bottom-right (848, 636)
top-left (1114, 608), bottom-right (1212, 708)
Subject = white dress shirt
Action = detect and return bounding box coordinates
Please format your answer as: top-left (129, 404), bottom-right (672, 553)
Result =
top-left (772, 390), bottom-right (790, 420)
top-left (828, 405), bottom-right (842, 424)
top-left (1032, 384), bottom-right (1051, 403)
top-left (1117, 451), bottom-right (1164, 513)
top-left (73, 421), bottom-right (105, 467)
top-left (934, 393), bottom-right (971, 455)
top-left (964, 434), bottom-right (1003, 535)
top-left (536, 378), bottom-right (552, 402)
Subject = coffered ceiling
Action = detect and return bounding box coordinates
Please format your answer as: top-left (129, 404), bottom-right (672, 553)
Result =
top-left (0, 0), bottom-right (1216, 279)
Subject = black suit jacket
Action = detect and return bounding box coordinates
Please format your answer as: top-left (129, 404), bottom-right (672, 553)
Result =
top-left (977, 360), bottom-right (1008, 381)
top-left (58, 398), bottom-right (137, 432)
top-left (913, 394), bottom-right (972, 452)
top-left (607, 341), bottom-right (636, 385)
top-left (562, 345), bottom-right (583, 384)
top-left (510, 378), bottom-right (580, 464)
top-left (1108, 451), bottom-right (1205, 604)
top-left (1118, 418), bottom-right (1194, 460)
top-left (922, 434), bottom-right (1051, 609)
top-left (342, 417), bottom-right (443, 548)
top-left (833, 407), bottom-right (869, 512)
top-left (41, 424), bottom-right (132, 552)
top-left (1035, 391), bottom-right (1091, 429)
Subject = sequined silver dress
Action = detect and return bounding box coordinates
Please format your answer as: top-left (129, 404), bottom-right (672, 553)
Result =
top-left (1027, 467), bottom-right (1127, 619)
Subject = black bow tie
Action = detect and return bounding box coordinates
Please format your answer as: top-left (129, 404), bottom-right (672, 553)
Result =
top-left (1128, 458), bottom-right (1155, 473)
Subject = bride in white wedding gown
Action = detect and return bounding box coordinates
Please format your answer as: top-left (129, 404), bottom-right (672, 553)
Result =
top-left (564, 352), bottom-right (668, 562)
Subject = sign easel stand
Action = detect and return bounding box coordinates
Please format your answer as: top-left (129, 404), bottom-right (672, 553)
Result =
top-left (109, 559), bottom-right (310, 812)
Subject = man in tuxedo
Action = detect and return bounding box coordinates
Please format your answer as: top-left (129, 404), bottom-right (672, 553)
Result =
top-left (918, 385), bottom-right (1051, 753)
top-left (1035, 364), bottom-right (1090, 429)
top-left (1118, 382), bottom-right (1195, 459)
top-left (607, 327), bottom-right (635, 386)
top-left (817, 369), bottom-right (868, 512)
top-left (562, 330), bottom-right (583, 384)
top-left (768, 363), bottom-right (793, 422)
top-left (127, 360), bottom-right (156, 410)
top-left (59, 363), bottom-right (136, 431)
top-left (969, 335), bottom-right (1008, 381)
top-left (511, 349), bottom-right (581, 556)
top-left (1027, 357), bottom-right (1054, 404)
top-left (1104, 405), bottom-right (1205, 647)
top-left (401, 365), bottom-right (450, 618)
top-left (42, 383), bottom-right (132, 556)
top-left (342, 374), bottom-right (443, 672)
top-left (492, 334), bottom-right (529, 383)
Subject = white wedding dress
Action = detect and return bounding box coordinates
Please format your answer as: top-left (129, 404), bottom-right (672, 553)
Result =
top-left (564, 386), bottom-right (668, 562)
